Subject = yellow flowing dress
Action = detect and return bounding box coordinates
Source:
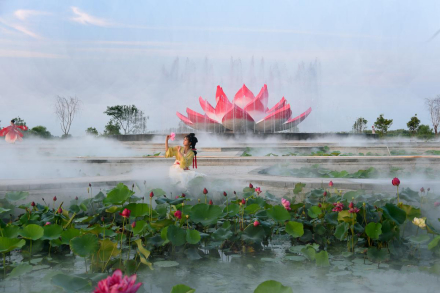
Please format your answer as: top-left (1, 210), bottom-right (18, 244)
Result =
top-left (165, 146), bottom-right (205, 188)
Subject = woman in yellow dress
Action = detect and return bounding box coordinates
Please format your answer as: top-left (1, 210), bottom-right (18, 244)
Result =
top-left (165, 133), bottom-right (205, 188)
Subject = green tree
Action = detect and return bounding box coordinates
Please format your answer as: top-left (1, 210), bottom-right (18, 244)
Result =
top-left (12, 117), bottom-right (27, 127)
top-left (85, 127), bottom-right (99, 136)
top-left (417, 124), bottom-right (433, 136)
top-left (29, 126), bottom-right (51, 138)
top-left (103, 120), bottom-right (121, 136)
top-left (104, 105), bottom-right (147, 134)
top-left (407, 114), bottom-right (420, 134)
top-left (352, 117), bottom-right (368, 133)
top-left (374, 114), bottom-right (393, 135)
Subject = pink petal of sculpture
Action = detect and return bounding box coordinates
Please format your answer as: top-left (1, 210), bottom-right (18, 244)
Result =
top-left (233, 84), bottom-right (255, 109)
top-left (214, 93), bottom-right (233, 121)
top-left (221, 104), bottom-right (255, 132)
top-left (255, 104), bottom-right (292, 132)
top-left (283, 107), bottom-right (312, 128)
top-left (266, 97), bottom-right (286, 115)
top-left (199, 97), bottom-right (219, 122)
top-left (243, 84), bottom-right (269, 121)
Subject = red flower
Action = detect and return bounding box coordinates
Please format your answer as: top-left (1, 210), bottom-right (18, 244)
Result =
top-left (349, 207), bottom-right (360, 213)
top-left (223, 192), bottom-right (227, 197)
top-left (119, 208), bottom-right (131, 218)
top-left (45, 222), bottom-right (51, 226)
top-left (318, 203), bottom-right (322, 208)
top-left (420, 187), bottom-right (425, 193)
top-left (174, 210), bottom-right (182, 219)
top-left (241, 199), bottom-right (246, 205)
top-left (349, 202), bottom-right (354, 209)
top-left (149, 192), bottom-right (154, 198)
top-left (75, 196), bottom-right (78, 200)
top-left (249, 183), bottom-right (253, 188)
top-left (234, 191), bottom-right (236, 195)
top-left (329, 181), bottom-right (334, 187)
top-left (181, 193), bottom-right (186, 198)
top-left (253, 221), bottom-right (260, 227)
top-left (94, 269), bottom-right (142, 293)
top-left (31, 202), bottom-right (35, 207)
top-left (323, 191), bottom-right (327, 197)
top-left (89, 183), bottom-right (92, 187)
top-left (131, 222), bottom-right (136, 228)
top-left (57, 208), bottom-right (63, 214)
top-left (332, 202), bottom-right (344, 212)
top-left (175, 196), bottom-right (179, 199)
top-left (209, 200), bottom-right (213, 205)
top-left (392, 177), bottom-right (400, 186)
top-left (53, 196), bottom-right (57, 201)
top-left (203, 188), bottom-right (208, 195)
top-left (255, 187), bottom-right (261, 195)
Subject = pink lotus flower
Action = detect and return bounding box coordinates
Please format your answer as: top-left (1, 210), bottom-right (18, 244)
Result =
top-left (348, 202), bottom-right (354, 209)
top-left (119, 208), bottom-right (131, 218)
top-left (332, 202), bottom-right (344, 212)
top-left (392, 177), bottom-right (400, 186)
top-left (434, 202), bottom-right (440, 207)
top-left (131, 221), bottom-right (136, 228)
top-left (175, 196), bottom-right (179, 199)
top-left (329, 181), bottom-right (334, 187)
top-left (254, 220), bottom-right (260, 227)
top-left (174, 210), bottom-right (182, 219)
top-left (170, 132), bottom-right (175, 141)
top-left (94, 269), bottom-right (142, 293)
top-left (349, 207), bottom-right (360, 213)
top-left (255, 187), bottom-right (261, 195)
top-left (281, 198), bottom-right (291, 210)
top-left (45, 222), bottom-right (51, 226)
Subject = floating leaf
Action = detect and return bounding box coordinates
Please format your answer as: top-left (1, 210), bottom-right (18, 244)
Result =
top-left (301, 246), bottom-right (316, 261)
top-left (254, 280), bottom-right (293, 293)
top-left (154, 260), bottom-right (179, 268)
top-left (365, 222), bottom-right (382, 240)
top-left (315, 250), bottom-right (330, 267)
top-left (367, 247), bottom-right (389, 262)
top-left (8, 263), bottom-right (33, 279)
top-left (51, 273), bottom-right (92, 292)
top-left (20, 224), bottom-right (44, 240)
top-left (70, 234), bottom-right (99, 257)
top-left (408, 234), bottom-right (430, 244)
top-left (171, 284), bottom-right (196, 293)
top-left (285, 221), bottom-right (304, 238)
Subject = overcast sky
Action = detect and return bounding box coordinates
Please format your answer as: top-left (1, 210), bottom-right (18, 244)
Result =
top-left (0, 0), bottom-right (440, 135)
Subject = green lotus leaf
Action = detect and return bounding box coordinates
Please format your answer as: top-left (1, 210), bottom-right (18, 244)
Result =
top-left (365, 222), bottom-right (382, 240)
top-left (0, 237), bottom-right (26, 253)
top-left (242, 225), bottom-right (265, 243)
top-left (61, 228), bottom-right (80, 245)
top-left (167, 225), bottom-right (186, 246)
top-left (381, 203), bottom-right (406, 225)
top-left (0, 207), bottom-right (11, 214)
top-left (103, 183), bottom-right (134, 205)
top-left (301, 246), bottom-right (316, 261)
top-left (5, 191), bottom-right (29, 201)
top-left (367, 247), bottom-right (389, 262)
top-left (3, 226), bottom-right (20, 238)
top-left (254, 280), bottom-right (293, 293)
top-left (20, 224), bottom-right (44, 241)
top-left (8, 263), bottom-right (33, 279)
top-left (211, 228), bottom-right (233, 241)
top-left (285, 221), bottom-right (304, 238)
top-left (267, 206), bottom-right (290, 223)
top-left (50, 273), bottom-right (92, 292)
top-left (315, 250), bottom-right (330, 267)
top-left (428, 236), bottom-right (440, 250)
top-left (408, 234), bottom-right (431, 244)
top-left (171, 284), bottom-right (196, 293)
top-left (124, 203), bottom-right (151, 217)
top-left (245, 204), bottom-right (261, 214)
top-left (70, 234), bottom-right (99, 257)
top-left (223, 203), bottom-right (239, 217)
top-left (42, 224), bottom-right (63, 240)
top-left (307, 206), bottom-right (322, 219)
top-left (131, 220), bottom-right (147, 236)
top-left (186, 229), bottom-right (201, 244)
top-left (189, 203), bottom-right (222, 226)
top-left (334, 222), bottom-right (349, 241)
top-left (97, 239), bottom-right (120, 262)
top-left (105, 206), bottom-right (119, 213)
top-left (293, 183), bottom-right (306, 195)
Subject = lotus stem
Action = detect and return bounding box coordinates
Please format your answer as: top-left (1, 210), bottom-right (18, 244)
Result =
top-left (3, 253), bottom-right (5, 278)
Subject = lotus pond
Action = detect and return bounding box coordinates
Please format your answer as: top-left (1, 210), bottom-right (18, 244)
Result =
top-left (0, 181), bottom-right (440, 292)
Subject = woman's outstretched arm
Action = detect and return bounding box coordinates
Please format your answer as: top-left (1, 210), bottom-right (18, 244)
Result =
top-left (165, 135), bottom-right (170, 152)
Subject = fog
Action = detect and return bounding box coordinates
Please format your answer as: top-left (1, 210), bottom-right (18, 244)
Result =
top-left (1, 1), bottom-right (440, 136)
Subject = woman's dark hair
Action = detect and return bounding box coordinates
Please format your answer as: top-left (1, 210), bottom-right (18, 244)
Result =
top-left (185, 133), bottom-right (198, 156)
top-left (11, 119), bottom-right (15, 124)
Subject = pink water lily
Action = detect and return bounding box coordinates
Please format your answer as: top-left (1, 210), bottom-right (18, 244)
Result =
top-left (94, 269), bottom-right (142, 293)
top-left (174, 210), bottom-right (182, 219)
top-left (170, 132), bottom-right (175, 141)
top-left (332, 202), bottom-right (344, 212)
top-left (281, 198), bottom-right (291, 211)
top-left (255, 187), bottom-right (262, 195)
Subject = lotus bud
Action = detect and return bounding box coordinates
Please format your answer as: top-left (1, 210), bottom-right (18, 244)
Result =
top-left (53, 196), bottom-right (57, 201)
top-left (131, 221), bottom-right (136, 228)
top-left (150, 192), bottom-right (154, 198)
top-left (89, 183), bottom-right (91, 187)
top-left (182, 193), bottom-right (186, 198)
top-left (323, 191), bottom-right (327, 197)
top-left (249, 183), bottom-right (253, 188)
top-left (223, 192), bottom-right (227, 197)
top-left (75, 196), bottom-right (78, 200)
top-left (420, 187), bottom-right (425, 193)
top-left (186, 215), bottom-right (189, 219)
top-left (254, 221), bottom-right (260, 227)
top-left (209, 200), bottom-right (213, 205)
top-left (391, 177), bottom-right (400, 186)
top-left (318, 203), bottom-right (322, 208)
top-left (182, 202), bottom-right (185, 206)
top-left (234, 191), bottom-right (236, 195)
top-left (57, 207), bottom-right (62, 214)
top-left (45, 222), bottom-right (51, 226)
top-left (174, 210), bottom-right (182, 219)
top-left (31, 201), bottom-right (35, 207)
top-left (363, 202), bottom-right (366, 206)
top-left (203, 188), bottom-right (208, 195)
top-left (101, 217), bottom-right (105, 222)
top-left (329, 181), bottom-right (334, 187)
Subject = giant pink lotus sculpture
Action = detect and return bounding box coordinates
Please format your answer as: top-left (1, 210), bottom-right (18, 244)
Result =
top-left (176, 84), bottom-right (312, 132)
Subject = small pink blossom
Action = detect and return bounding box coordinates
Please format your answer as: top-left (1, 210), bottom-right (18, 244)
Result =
top-left (94, 269), bottom-right (142, 293)
top-left (119, 208), bottom-right (131, 218)
top-left (253, 220), bottom-right (260, 227)
top-left (392, 177), bottom-right (400, 187)
top-left (332, 202), bottom-right (344, 212)
top-left (349, 207), bottom-right (360, 213)
top-left (174, 210), bottom-right (182, 219)
top-left (329, 181), bottom-right (334, 187)
top-left (255, 187), bottom-right (261, 195)
top-left (131, 221), bottom-right (136, 228)
top-left (170, 132), bottom-right (175, 141)
top-left (281, 198), bottom-right (291, 211)
top-left (45, 222), bottom-right (51, 226)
